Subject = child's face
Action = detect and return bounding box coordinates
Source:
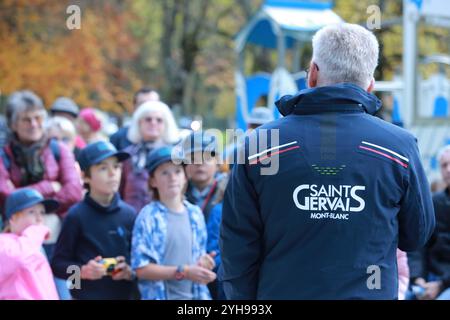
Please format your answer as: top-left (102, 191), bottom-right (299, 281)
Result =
top-left (150, 162), bottom-right (187, 199)
top-left (84, 157), bottom-right (122, 196)
top-left (9, 203), bottom-right (45, 235)
top-left (47, 127), bottom-right (75, 152)
top-left (185, 152), bottom-right (218, 187)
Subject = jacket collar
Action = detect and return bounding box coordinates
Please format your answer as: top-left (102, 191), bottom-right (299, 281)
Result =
top-left (85, 192), bottom-right (121, 213)
top-left (276, 83), bottom-right (382, 116)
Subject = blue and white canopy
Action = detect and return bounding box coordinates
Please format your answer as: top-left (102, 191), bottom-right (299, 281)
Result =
top-left (235, 0), bottom-right (343, 52)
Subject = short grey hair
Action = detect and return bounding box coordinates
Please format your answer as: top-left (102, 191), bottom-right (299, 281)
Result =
top-left (437, 145), bottom-right (450, 163)
top-left (127, 100), bottom-right (180, 144)
top-left (6, 90), bottom-right (47, 127)
top-left (312, 23), bottom-right (379, 89)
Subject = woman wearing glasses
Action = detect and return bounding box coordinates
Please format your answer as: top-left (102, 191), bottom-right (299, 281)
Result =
top-left (0, 90), bottom-right (82, 231)
top-left (120, 100), bottom-right (180, 212)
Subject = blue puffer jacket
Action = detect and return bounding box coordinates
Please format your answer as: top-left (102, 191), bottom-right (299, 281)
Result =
top-left (220, 83), bottom-right (435, 300)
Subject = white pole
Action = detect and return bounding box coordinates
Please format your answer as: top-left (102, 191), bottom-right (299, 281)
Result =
top-left (403, 0), bottom-right (420, 128)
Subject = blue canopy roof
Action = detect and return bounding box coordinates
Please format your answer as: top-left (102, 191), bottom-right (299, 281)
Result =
top-left (235, 1), bottom-right (342, 51)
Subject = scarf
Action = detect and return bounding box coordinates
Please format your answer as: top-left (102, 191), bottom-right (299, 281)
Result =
top-left (132, 141), bottom-right (162, 172)
top-left (10, 134), bottom-right (47, 186)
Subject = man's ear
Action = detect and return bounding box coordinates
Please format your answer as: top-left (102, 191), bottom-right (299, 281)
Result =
top-left (308, 62), bottom-right (318, 88)
top-left (366, 78), bottom-right (375, 93)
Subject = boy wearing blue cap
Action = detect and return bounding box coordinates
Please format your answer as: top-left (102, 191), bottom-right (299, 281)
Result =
top-left (51, 141), bottom-right (137, 299)
top-left (131, 146), bottom-right (216, 300)
top-left (183, 132), bottom-right (228, 299)
top-left (0, 188), bottom-right (59, 299)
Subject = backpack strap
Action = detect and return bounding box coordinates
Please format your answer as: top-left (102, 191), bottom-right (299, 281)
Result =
top-left (0, 146), bottom-right (11, 170)
top-left (49, 138), bottom-right (61, 163)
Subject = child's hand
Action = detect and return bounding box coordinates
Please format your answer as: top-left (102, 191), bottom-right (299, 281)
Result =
top-left (111, 256), bottom-right (133, 281)
top-left (81, 256), bottom-right (106, 280)
top-left (197, 252), bottom-right (216, 271)
top-left (185, 265), bottom-right (216, 285)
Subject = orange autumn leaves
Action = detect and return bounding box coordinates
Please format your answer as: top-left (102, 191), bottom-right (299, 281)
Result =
top-left (0, 1), bottom-right (142, 114)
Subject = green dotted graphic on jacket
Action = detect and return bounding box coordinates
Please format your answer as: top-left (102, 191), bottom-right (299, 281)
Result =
top-left (312, 164), bottom-right (346, 175)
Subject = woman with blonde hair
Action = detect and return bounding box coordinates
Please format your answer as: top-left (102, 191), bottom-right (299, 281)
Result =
top-left (120, 100), bottom-right (180, 212)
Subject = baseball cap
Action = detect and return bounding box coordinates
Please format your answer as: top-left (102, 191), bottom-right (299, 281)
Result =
top-left (182, 132), bottom-right (218, 157)
top-left (4, 189), bottom-right (59, 220)
top-left (146, 146), bottom-right (184, 175)
top-left (78, 141), bottom-right (130, 171)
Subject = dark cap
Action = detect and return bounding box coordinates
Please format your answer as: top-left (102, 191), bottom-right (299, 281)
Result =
top-left (5, 189), bottom-right (59, 220)
top-left (182, 132), bottom-right (218, 157)
top-left (50, 97), bottom-right (80, 118)
top-left (146, 146), bottom-right (184, 175)
top-left (78, 141), bottom-right (130, 171)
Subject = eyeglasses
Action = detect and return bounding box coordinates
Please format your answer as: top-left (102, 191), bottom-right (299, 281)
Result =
top-left (19, 114), bottom-right (44, 125)
top-left (305, 63), bottom-right (320, 78)
top-left (143, 116), bottom-right (163, 124)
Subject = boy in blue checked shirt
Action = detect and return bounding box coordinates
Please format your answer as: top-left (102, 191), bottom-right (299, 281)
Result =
top-left (131, 146), bottom-right (216, 300)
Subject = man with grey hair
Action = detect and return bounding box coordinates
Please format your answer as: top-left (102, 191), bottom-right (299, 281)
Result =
top-left (220, 23), bottom-right (435, 299)
top-left (407, 145), bottom-right (450, 300)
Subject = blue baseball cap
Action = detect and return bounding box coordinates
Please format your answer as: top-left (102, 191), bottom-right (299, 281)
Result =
top-left (4, 189), bottom-right (59, 221)
top-left (78, 141), bottom-right (130, 171)
top-left (146, 146), bottom-right (184, 175)
top-left (182, 132), bottom-right (218, 156)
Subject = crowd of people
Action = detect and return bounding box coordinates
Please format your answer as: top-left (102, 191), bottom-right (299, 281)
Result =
top-left (0, 23), bottom-right (449, 300)
top-left (0, 83), bottom-right (273, 300)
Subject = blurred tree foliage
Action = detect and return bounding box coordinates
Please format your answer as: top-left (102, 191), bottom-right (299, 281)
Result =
top-left (0, 0), bottom-right (263, 122)
top-left (335, 0), bottom-right (450, 80)
top-left (1, 0), bottom-right (449, 127)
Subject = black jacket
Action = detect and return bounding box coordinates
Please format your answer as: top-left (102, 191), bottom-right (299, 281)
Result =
top-left (51, 193), bottom-right (137, 299)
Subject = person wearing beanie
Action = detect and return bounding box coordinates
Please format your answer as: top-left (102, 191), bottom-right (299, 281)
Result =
top-left (77, 108), bottom-right (106, 144)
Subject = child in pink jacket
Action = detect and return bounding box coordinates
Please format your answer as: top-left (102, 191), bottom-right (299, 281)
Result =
top-left (397, 249), bottom-right (410, 300)
top-left (0, 188), bottom-right (59, 300)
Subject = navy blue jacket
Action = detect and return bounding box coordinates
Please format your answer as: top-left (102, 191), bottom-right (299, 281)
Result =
top-left (220, 83), bottom-right (435, 300)
top-left (110, 126), bottom-right (132, 151)
top-left (51, 193), bottom-right (137, 300)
